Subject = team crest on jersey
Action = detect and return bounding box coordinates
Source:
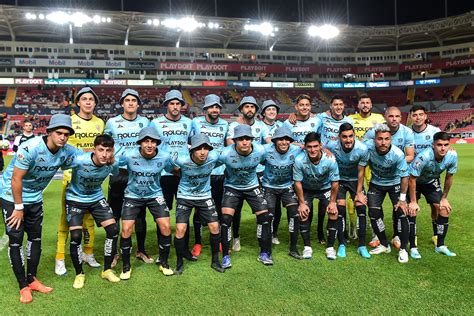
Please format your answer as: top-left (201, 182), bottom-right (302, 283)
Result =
top-left (290, 155), bottom-right (294, 160)
top-left (398, 139), bottom-right (403, 144)
top-left (426, 135), bottom-right (430, 140)
top-left (156, 162), bottom-right (162, 167)
top-left (220, 127), bottom-right (223, 132)
top-left (183, 124), bottom-right (187, 129)
top-left (17, 153), bottom-right (25, 160)
top-left (385, 159), bottom-right (392, 165)
top-left (311, 123), bottom-right (315, 127)
top-left (256, 128), bottom-right (260, 133)
top-left (139, 123), bottom-right (143, 128)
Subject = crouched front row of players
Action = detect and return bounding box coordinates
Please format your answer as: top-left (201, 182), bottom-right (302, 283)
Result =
top-left (1, 113), bottom-right (457, 302)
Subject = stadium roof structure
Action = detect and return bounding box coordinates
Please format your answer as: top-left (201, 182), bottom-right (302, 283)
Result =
top-left (0, 5), bottom-right (473, 53)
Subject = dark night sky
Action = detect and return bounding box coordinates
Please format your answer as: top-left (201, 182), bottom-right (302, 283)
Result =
top-left (0, 0), bottom-right (473, 26)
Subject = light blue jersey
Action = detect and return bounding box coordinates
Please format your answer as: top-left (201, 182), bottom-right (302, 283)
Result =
top-left (326, 140), bottom-right (368, 182)
top-left (191, 116), bottom-right (229, 176)
top-left (367, 144), bottom-right (409, 186)
top-left (282, 116), bottom-right (322, 145)
top-left (412, 124), bottom-right (441, 156)
top-left (262, 144), bottom-right (302, 189)
top-left (219, 144), bottom-right (265, 190)
top-left (317, 112), bottom-right (354, 146)
top-left (227, 120), bottom-right (269, 173)
top-left (119, 147), bottom-right (174, 199)
top-left (293, 151), bottom-right (339, 191)
top-left (0, 137), bottom-right (78, 203)
top-left (66, 153), bottom-right (119, 203)
top-left (151, 115), bottom-right (192, 176)
top-left (174, 151), bottom-right (220, 200)
top-left (409, 148), bottom-right (457, 184)
top-left (264, 120), bottom-right (283, 138)
top-left (364, 124), bottom-right (415, 152)
top-left (104, 115), bottom-right (150, 158)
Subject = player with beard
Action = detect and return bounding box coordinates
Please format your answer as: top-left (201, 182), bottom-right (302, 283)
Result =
top-left (326, 123), bottom-right (370, 258)
top-left (189, 94), bottom-right (229, 257)
top-left (226, 96), bottom-right (270, 252)
top-left (364, 124), bottom-right (410, 263)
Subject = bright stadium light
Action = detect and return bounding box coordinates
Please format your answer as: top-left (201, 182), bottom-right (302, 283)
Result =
top-left (25, 13), bottom-right (37, 20)
top-left (308, 24), bottom-right (340, 39)
top-left (162, 17), bottom-right (205, 32)
top-left (43, 11), bottom-right (110, 27)
top-left (93, 15), bottom-right (101, 23)
top-left (244, 22), bottom-right (278, 37)
top-left (208, 22), bottom-right (219, 29)
top-left (38, 13), bottom-right (45, 20)
top-left (153, 19), bottom-right (159, 26)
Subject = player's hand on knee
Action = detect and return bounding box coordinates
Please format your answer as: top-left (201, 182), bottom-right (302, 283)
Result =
top-left (396, 201), bottom-right (409, 215)
top-left (298, 203), bottom-right (310, 220)
top-left (6, 210), bottom-right (24, 230)
top-left (326, 202), bottom-right (338, 215)
top-left (408, 202), bottom-right (419, 217)
top-left (355, 192), bottom-right (367, 206)
top-left (440, 198), bottom-right (452, 213)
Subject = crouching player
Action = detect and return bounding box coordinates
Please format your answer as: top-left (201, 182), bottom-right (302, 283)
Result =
top-left (326, 123), bottom-right (370, 258)
top-left (1, 114), bottom-right (78, 303)
top-left (293, 132), bottom-right (340, 260)
top-left (219, 125), bottom-right (273, 268)
top-left (66, 134), bottom-right (121, 288)
top-left (262, 126), bottom-right (303, 259)
top-left (408, 132), bottom-right (457, 257)
top-left (173, 134), bottom-right (224, 274)
top-left (119, 127), bottom-right (175, 278)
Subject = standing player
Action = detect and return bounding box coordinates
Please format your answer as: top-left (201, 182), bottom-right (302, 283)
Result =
top-left (66, 134), bottom-right (120, 288)
top-left (13, 120), bottom-right (35, 152)
top-left (408, 132), bottom-right (457, 257)
top-left (283, 94), bottom-right (322, 147)
top-left (261, 100), bottom-right (284, 244)
top-left (348, 94), bottom-right (385, 242)
top-left (118, 127), bottom-right (175, 278)
top-left (262, 126), bottom-right (303, 258)
top-left (318, 95), bottom-right (354, 146)
top-left (1, 114), bottom-right (77, 303)
top-left (105, 89), bottom-right (151, 264)
top-left (55, 87), bottom-right (104, 276)
top-left (190, 94), bottom-right (228, 257)
top-left (326, 123), bottom-right (370, 258)
top-left (409, 105), bottom-right (442, 244)
top-left (151, 90), bottom-right (192, 211)
top-left (293, 132), bottom-right (340, 260)
top-left (364, 124), bottom-right (410, 263)
top-left (219, 125), bottom-right (273, 268)
top-left (226, 96), bottom-right (270, 251)
top-left (363, 106), bottom-right (415, 250)
top-left (172, 134), bottom-right (224, 274)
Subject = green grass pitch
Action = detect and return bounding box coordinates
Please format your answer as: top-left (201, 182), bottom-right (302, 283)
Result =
top-left (0, 145), bottom-right (473, 314)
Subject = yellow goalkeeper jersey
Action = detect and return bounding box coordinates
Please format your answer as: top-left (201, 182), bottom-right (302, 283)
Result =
top-left (349, 112), bottom-right (385, 140)
top-left (67, 114), bottom-right (105, 152)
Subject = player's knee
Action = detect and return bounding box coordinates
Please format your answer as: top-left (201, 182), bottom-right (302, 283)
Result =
top-left (368, 207), bottom-right (381, 219)
top-left (337, 205), bottom-right (346, 218)
top-left (221, 214), bottom-right (233, 227)
top-left (175, 224), bottom-right (187, 238)
top-left (158, 220), bottom-right (171, 236)
top-left (328, 213), bottom-right (338, 220)
top-left (121, 225), bottom-right (133, 238)
top-left (287, 205), bottom-right (299, 219)
top-left (70, 229), bottom-right (82, 244)
top-left (7, 229), bottom-right (23, 246)
top-left (208, 222), bottom-right (219, 235)
top-left (257, 212), bottom-right (272, 225)
top-left (104, 223), bottom-right (118, 238)
top-left (355, 205), bottom-right (366, 216)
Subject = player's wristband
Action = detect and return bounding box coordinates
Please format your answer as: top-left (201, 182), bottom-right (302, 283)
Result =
top-left (399, 194), bottom-right (406, 201)
top-left (14, 203), bottom-right (24, 210)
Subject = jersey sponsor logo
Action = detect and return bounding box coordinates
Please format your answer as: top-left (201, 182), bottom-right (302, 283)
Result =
top-left (117, 132), bottom-right (140, 139)
top-left (202, 131), bottom-right (225, 138)
top-left (74, 132), bottom-right (102, 139)
top-left (131, 170), bottom-right (161, 177)
top-left (162, 129), bottom-right (188, 136)
top-left (33, 165), bottom-right (57, 171)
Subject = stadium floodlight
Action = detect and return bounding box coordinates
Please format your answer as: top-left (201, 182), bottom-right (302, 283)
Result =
top-left (25, 13), bottom-right (37, 20)
top-left (244, 22), bottom-right (278, 37)
top-left (308, 24), bottom-right (339, 39)
top-left (153, 19), bottom-right (159, 26)
top-left (162, 17), bottom-right (205, 32)
top-left (38, 14), bottom-right (45, 20)
top-left (93, 15), bottom-right (101, 23)
top-left (208, 22), bottom-right (219, 29)
top-left (43, 11), bottom-right (111, 27)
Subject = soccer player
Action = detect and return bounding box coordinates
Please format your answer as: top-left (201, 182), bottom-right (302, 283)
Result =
top-left (409, 105), bottom-right (442, 244)
top-left (151, 89), bottom-right (191, 205)
top-left (226, 96), bottom-right (270, 251)
top-left (66, 134), bottom-right (120, 288)
top-left (105, 89), bottom-right (151, 264)
top-left (318, 95), bottom-right (354, 146)
top-left (261, 99), bottom-right (284, 244)
top-left (172, 134), bottom-right (224, 274)
top-left (349, 94), bottom-right (385, 242)
top-left (118, 127), bottom-right (175, 278)
top-left (55, 87), bottom-right (104, 276)
top-left (363, 106), bottom-right (415, 250)
top-left (261, 99), bottom-right (282, 136)
top-left (262, 126), bottom-right (303, 258)
top-left (293, 132), bottom-right (340, 260)
top-left (219, 124), bottom-right (273, 268)
top-left (13, 120), bottom-right (35, 152)
top-left (408, 132), bottom-right (458, 257)
top-left (283, 94), bottom-right (322, 147)
top-left (190, 94), bottom-right (229, 257)
top-left (326, 123), bottom-right (370, 258)
top-left (364, 124), bottom-right (410, 263)
top-left (0, 114), bottom-right (78, 303)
